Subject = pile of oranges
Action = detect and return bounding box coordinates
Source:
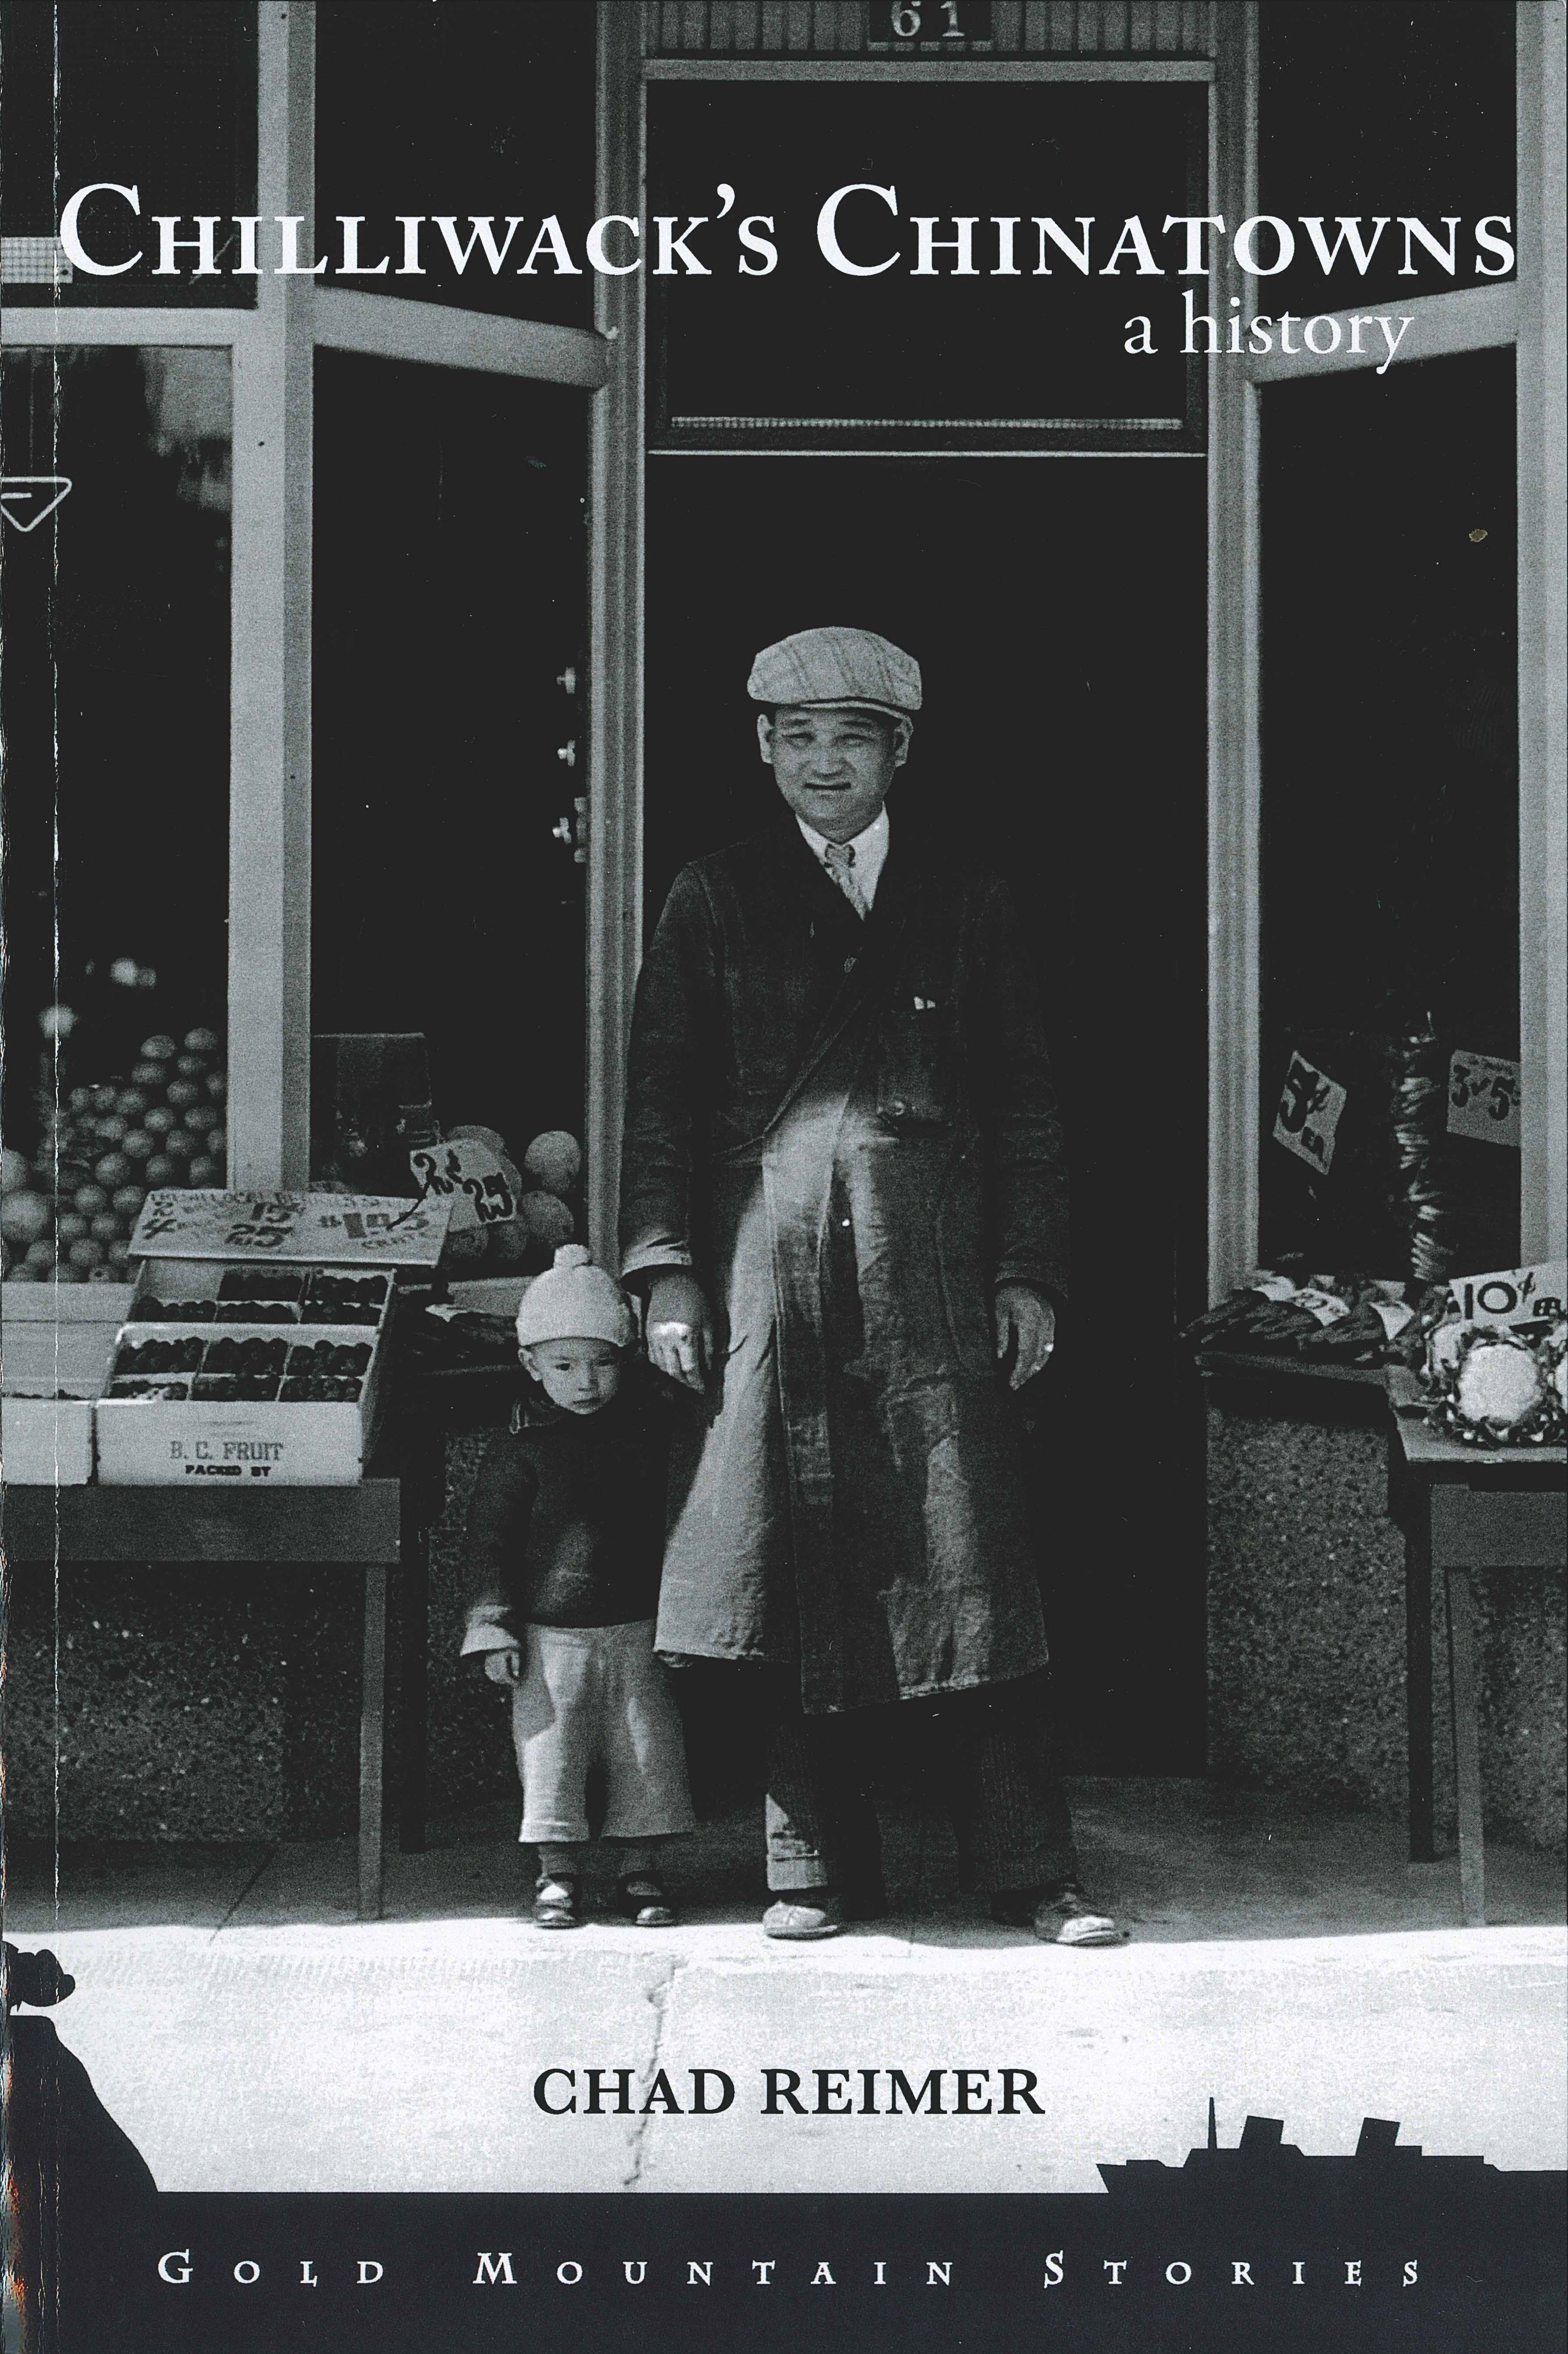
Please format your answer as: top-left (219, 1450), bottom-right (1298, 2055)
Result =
top-left (0, 1028), bottom-right (226, 1283)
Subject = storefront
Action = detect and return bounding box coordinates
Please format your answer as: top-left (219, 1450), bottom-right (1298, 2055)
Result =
top-left (2, 2), bottom-right (1563, 1854)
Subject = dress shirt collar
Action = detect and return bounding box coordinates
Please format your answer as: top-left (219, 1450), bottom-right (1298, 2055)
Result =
top-left (795, 805), bottom-right (891, 908)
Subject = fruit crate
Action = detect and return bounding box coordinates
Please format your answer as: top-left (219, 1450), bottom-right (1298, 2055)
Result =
top-left (94, 1190), bottom-right (450, 1486)
top-left (1, 1284), bottom-right (135, 1483)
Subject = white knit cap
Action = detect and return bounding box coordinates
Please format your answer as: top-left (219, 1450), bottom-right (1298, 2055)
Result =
top-left (515, 1243), bottom-right (634, 1349)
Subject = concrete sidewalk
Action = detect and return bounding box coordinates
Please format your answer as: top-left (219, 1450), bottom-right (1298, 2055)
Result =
top-left (7, 1780), bottom-right (1564, 2196)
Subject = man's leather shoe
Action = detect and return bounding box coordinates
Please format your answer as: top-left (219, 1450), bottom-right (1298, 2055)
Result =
top-left (762, 1893), bottom-right (844, 1940)
top-left (991, 1885), bottom-right (1129, 1947)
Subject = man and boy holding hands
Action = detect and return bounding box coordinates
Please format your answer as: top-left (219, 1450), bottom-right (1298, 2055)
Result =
top-left (461, 627), bottom-right (1125, 1952)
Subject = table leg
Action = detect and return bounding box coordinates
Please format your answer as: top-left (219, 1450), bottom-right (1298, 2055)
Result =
top-left (398, 1423), bottom-right (441, 1854)
top-left (1404, 1510), bottom-right (1435, 1863)
top-left (359, 1564), bottom-right (387, 1921)
top-left (1444, 1566), bottom-right (1484, 1927)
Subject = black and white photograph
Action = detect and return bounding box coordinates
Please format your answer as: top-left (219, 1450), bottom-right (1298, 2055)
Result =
top-left (0, 4), bottom-right (1564, 2348)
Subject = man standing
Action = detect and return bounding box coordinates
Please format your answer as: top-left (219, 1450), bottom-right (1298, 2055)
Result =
top-left (620, 626), bottom-right (1125, 1948)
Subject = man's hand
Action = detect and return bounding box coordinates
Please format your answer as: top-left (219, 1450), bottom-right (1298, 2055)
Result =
top-left (483, 1647), bottom-right (524, 1686)
top-left (646, 1270), bottom-right (715, 1394)
top-left (994, 1284), bottom-right (1056, 1391)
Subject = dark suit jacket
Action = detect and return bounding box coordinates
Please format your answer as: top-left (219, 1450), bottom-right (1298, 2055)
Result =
top-left (621, 814), bottom-right (1069, 1300)
top-left (618, 811), bottom-right (1069, 1711)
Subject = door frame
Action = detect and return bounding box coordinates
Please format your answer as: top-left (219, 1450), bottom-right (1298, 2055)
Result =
top-left (588, 0), bottom-right (1566, 1288)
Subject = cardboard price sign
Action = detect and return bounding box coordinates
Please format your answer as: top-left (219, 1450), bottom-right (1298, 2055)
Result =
top-left (1272, 1053), bottom-right (1348, 1175)
top-left (409, 1139), bottom-right (519, 1235)
top-left (1293, 1287), bottom-right (1352, 1327)
top-left (129, 1191), bottom-right (451, 1263)
top-left (1447, 1261), bottom-right (1566, 1332)
top-left (1447, 1050), bottom-right (1522, 1147)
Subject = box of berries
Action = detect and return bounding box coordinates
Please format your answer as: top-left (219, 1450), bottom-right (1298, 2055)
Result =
top-left (94, 1191), bottom-right (449, 1485)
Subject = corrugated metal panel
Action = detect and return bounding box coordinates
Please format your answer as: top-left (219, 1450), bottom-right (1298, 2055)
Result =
top-left (643, 0), bottom-right (1215, 51)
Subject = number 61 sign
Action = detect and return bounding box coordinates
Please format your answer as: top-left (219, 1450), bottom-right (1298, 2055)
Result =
top-left (872, 0), bottom-right (993, 45)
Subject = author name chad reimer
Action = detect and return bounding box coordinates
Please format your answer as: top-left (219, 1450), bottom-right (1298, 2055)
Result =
top-left (533, 2067), bottom-right (1048, 2115)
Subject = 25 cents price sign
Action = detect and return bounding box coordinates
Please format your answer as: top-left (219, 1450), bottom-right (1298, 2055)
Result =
top-left (408, 1139), bottom-right (519, 1234)
top-left (1447, 1049), bottom-right (1522, 1148)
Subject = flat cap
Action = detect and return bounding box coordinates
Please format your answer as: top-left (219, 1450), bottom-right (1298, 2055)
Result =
top-left (747, 626), bottom-right (921, 717)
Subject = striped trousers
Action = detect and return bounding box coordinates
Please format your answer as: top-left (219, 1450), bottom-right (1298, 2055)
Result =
top-left (764, 1671), bottom-right (1081, 1898)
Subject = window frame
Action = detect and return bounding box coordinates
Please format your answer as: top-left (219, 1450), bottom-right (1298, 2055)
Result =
top-left (1206, 0), bottom-right (1564, 1293)
top-left (2, 2), bottom-right (610, 1198)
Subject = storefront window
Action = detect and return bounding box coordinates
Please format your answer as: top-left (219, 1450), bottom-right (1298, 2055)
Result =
top-left (310, 352), bottom-right (589, 1196)
top-left (314, 1), bottom-right (595, 333)
top-left (0, 0), bottom-right (256, 307)
top-left (1257, 347), bottom-right (1519, 1283)
top-left (0, 347), bottom-right (232, 1278)
top-left (1259, 2), bottom-right (1515, 318)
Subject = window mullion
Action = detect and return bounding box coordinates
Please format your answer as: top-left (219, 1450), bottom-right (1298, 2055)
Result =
top-left (311, 288), bottom-right (609, 387)
top-left (227, 0), bottom-right (315, 1188)
top-left (1246, 282), bottom-right (1519, 389)
top-left (1516, 0), bottom-right (1567, 1258)
top-left (1206, 0), bottom-right (1260, 1298)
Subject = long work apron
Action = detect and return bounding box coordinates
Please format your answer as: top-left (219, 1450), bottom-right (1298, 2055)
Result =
top-left (654, 885), bottom-right (1049, 1714)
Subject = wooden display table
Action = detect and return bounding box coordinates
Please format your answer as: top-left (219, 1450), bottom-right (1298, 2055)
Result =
top-left (1, 1477), bottom-right (401, 1921)
top-left (389, 1360), bottom-right (522, 1859)
top-left (1384, 1369), bottom-right (1566, 1924)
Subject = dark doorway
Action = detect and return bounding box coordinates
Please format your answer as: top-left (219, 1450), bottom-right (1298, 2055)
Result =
top-left (644, 456), bottom-right (1209, 1772)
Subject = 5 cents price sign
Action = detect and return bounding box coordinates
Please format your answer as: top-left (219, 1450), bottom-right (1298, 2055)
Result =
top-left (1447, 1050), bottom-right (1522, 1148)
top-left (1272, 1052), bottom-right (1349, 1175)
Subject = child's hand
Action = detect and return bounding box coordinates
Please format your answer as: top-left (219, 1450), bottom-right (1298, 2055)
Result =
top-left (483, 1648), bottom-right (524, 1686)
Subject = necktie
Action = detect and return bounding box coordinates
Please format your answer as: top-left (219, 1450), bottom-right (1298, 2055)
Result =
top-left (820, 839), bottom-right (870, 921)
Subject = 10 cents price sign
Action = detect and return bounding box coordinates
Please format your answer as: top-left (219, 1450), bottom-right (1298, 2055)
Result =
top-left (1447, 1261), bottom-right (1566, 1331)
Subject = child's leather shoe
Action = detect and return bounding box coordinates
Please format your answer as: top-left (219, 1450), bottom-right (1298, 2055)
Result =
top-left (618, 1875), bottom-right (678, 1927)
top-left (533, 1874), bottom-right (583, 1929)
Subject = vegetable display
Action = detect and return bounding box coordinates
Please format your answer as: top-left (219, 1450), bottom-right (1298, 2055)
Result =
top-left (426, 1122), bottom-right (586, 1276)
top-left (1423, 1320), bottom-right (1568, 1449)
top-left (1184, 1272), bottom-right (1421, 1367)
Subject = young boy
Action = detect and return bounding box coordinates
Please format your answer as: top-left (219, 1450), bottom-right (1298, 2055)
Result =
top-left (461, 1244), bottom-right (694, 1927)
